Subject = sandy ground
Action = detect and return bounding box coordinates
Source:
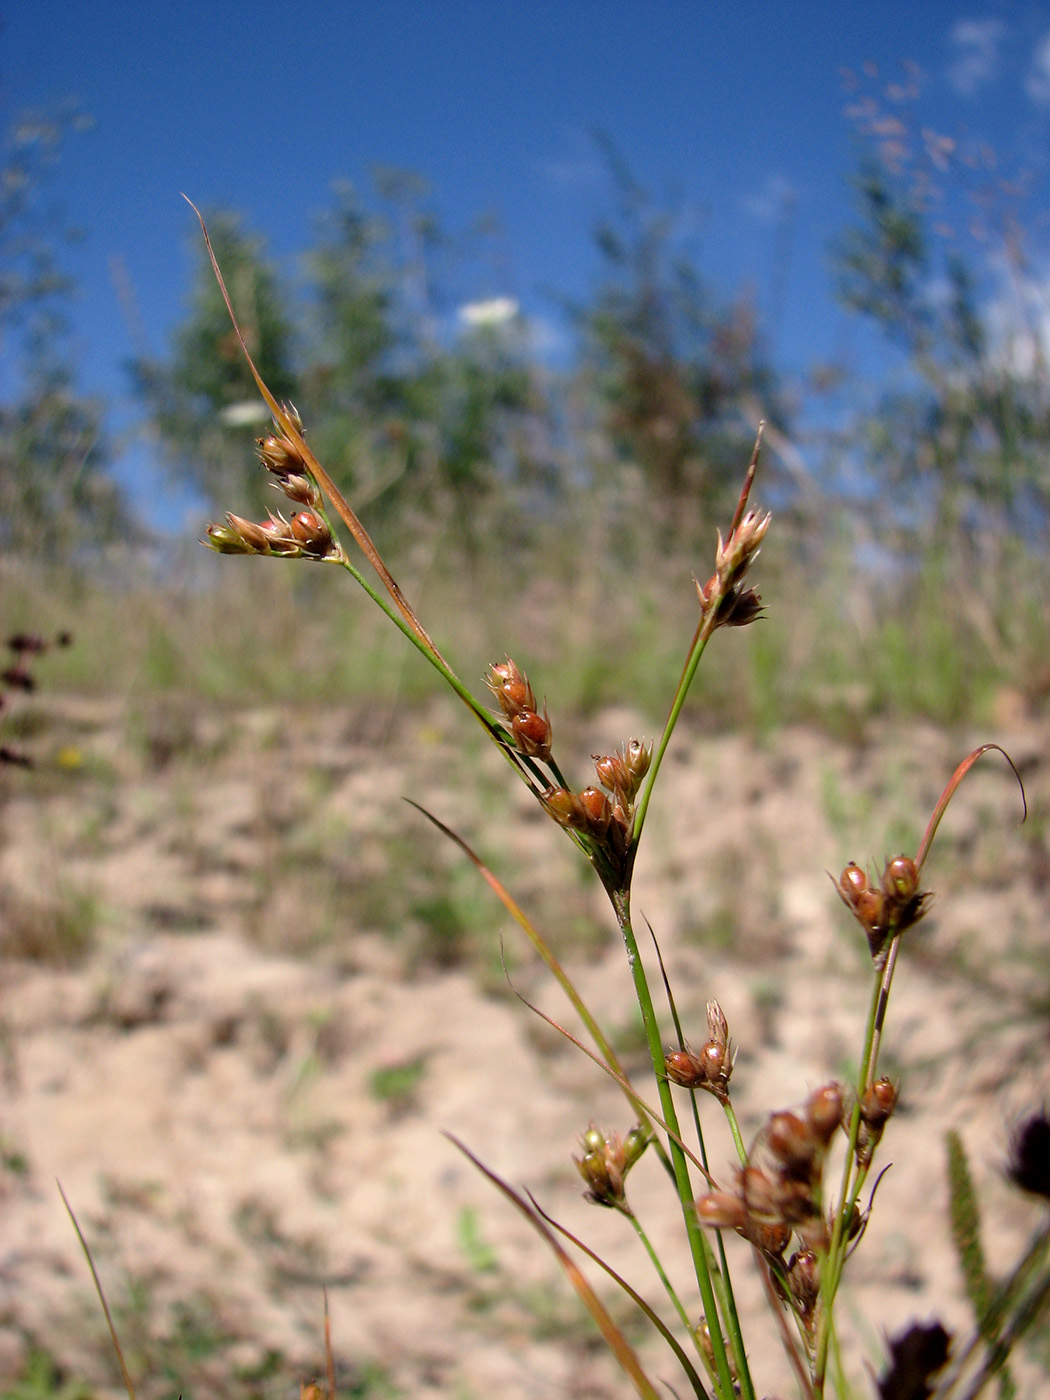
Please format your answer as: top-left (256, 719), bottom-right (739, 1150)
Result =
top-left (1, 693), bottom-right (1048, 1399)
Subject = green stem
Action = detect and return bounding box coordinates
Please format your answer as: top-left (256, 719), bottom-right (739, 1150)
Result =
top-left (333, 553), bottom-right (564, 802)
top-left (628, 1212), bottom-right (695, 1339)
top-left (722, 1101), bottom-right (749, 1169)
top-left (631, 621), bottom-right (714, 851)
top-left (683, 1090), bottom-right (752, 1397)
top-left (614, 888), bottom-right (744, 1400)
top-left (814, 935), bottom-right (902, 1393)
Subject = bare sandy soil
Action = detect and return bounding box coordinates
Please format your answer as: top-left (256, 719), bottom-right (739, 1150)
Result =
top-left (1, 692), bottom-right (1048, 1399)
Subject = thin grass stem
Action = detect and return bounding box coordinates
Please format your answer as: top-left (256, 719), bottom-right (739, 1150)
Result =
top-left (614, 890), bottom-right (746, 1400)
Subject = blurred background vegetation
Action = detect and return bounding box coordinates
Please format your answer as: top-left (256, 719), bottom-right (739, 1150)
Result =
top-left (4, 72), bottom-right (1050, 735)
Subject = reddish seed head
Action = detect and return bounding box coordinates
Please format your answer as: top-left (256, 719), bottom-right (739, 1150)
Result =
top-left (740, 1165), bottom-right (781, 1218)
top-left (289, 510), bottom-right (321, 538)
top-left (579, 786), bottom-right (611, 824)
top-left (257, 433), bottom-right (303, 475)
top-left (806, 1083), bottom-right (845, 1144)
top-left (788, 1249), bottom-right (821, 1316)
top-left (839, 862), bottom-right (869, 902)
top-left (543, 787), bottom-right (586, 828)
top-left (664, 1048), bottom-right (706, 1088)
top-left (511, 708), bottom-right (552, 760)
top-left (488, 659), bottom-right (536, 718)
top-left (766, 1111), bottom-right (815, 1173)
top-left (225, 512), bottom-right (272, 552)
top-left (592, 753), bottom-right (623, 792)
top-left (695, 1191), bottom-right (747, 1230)
top-left (855, 887), bottom-right (886, 930)
top-left (882, 855), bottom-right (920, 901)
top-left (863, 1076), bottom-right (898, 1127)
top-left (500, 679), bottom-right (531, 714)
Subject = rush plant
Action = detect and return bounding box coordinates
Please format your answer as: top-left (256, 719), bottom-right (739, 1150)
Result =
top-left (180, 201), bottom-right (1047, 1400)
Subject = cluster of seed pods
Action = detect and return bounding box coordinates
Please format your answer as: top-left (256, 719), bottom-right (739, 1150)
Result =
top-left (834, 853), bottom-right (929, 958)
top-left (664, 1001), bottom-right (734, 1105)
top-left (204, 417), bottom-right (339, 561)
top-left (485, 660), bottom-right (653, 875)
top-left (486, 658), bottom-right (552, 762)
top-left (542, 738), bottom-right (652, 868)
top-left (574, 1123), bottom-right (650, 1214)
top-left (695, 1083), bottom-right (856, 1335)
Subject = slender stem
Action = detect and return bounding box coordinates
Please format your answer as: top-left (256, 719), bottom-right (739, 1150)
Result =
top-left (628, 1213), bottom-right (695, 1339)
top-left (828, 1321), bottom-right (851, 1399)
top-left (814, 935), bottom-right (902, 1392)
top-left (631, 623), bottom-right (714, 851)
top-left (683, 1090), bottom-right (752, 1396)
top-left (722, 1101), bottom-right (749, 1168)
top-left (331, 555), bottom-right (578, 813)
top-left (614, 888), bottom-right (743, 1400)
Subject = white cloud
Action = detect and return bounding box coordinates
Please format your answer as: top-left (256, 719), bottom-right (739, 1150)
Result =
top-left (741, 174), bottom-right (797, 225)
top-left (947, 18), bottom-right (1005, 96)
top-left (1025, 27), bottom-right (1050, 103)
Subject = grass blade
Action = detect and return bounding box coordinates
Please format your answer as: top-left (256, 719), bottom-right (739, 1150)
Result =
top-left (58, 1181), bottom-right (138, 1400)
top-left (444, 1133), bottom-right (662, 1400)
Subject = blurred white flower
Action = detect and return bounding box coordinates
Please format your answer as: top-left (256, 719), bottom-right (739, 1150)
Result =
top-left (219, 401), bottom-right (271, 427)
top-left (458, 296), bottom-right (519, 328)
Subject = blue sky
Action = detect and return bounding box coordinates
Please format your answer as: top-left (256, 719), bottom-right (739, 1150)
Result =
top-left (6, 1), bottom-right (1050, 526)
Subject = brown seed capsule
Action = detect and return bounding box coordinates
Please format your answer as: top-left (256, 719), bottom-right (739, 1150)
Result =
top-left (839, 862), bottom-right (869, 903)
top-left (278, 473), bottom-right (320, 507)
top-left (225, 512), bottom-right (273, 552)
top-left (882, 855), bottom-right (920, 901)
top-left (862, 1076), bottom-right (898, 1129)
top-left (788, 1249), bottom-right (821, 1314)
top-left (487, 659), bottom-right (536, 718)
top-left (766, 1111), bottom-right (817, 1177)
top-left (579, 786), bottom-right (612, 825)
top-left (511, 708), bottom-right (552, 761)
top-left (665, 1047), bottom-right (708, 1088)
top-left (574, 1125), bottom-right (632, 1210)
top-left (806, 1083), bottom-right (845, 1145)
top-left (576, 1149), bottom-right (617, 1204)
top-left (592, 752), bottom-right (625, 793)
top-left (880, 854), bottom-right (930, 933)
top-left (542, 787), bottom-right (589, 829)
top-left (289, 510), bottom-right (332, 557)
top-left (740, 1165), bottom-right (782, 1220)
top-left (257, 433), bottom-right (305, 475)
top-left (718, 586), bottom-right (764, 628)
top-left (695, 1191), bottom-right (747, 1230)
top-left (499, 679), bottom-right (531, 715)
